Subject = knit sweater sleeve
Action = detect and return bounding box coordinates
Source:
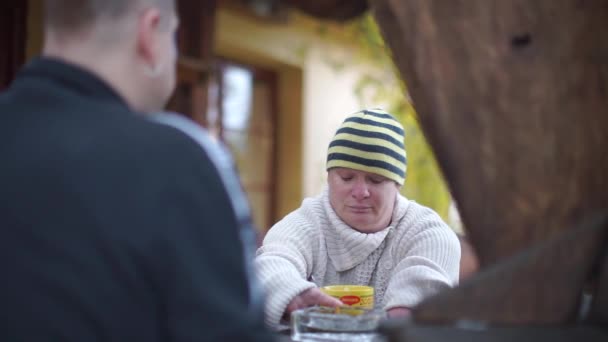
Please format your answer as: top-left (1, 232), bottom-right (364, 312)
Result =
top-left (254, 208), bottom-right (319, 327)
top-left (383, 203), bottom-right (460, 310)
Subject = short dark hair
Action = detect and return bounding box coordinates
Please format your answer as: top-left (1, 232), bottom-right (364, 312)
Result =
top-left (44, 0), bottom-right (175, 34)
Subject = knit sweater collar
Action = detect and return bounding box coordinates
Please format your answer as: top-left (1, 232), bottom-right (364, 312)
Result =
top-left (321, 187), bottom-right (410, 271)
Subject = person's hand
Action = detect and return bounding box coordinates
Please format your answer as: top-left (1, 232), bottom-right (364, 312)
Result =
top-left (387, 307), bottom-right (411, 318)
top-left (285, 288), bottom-right (343, 315)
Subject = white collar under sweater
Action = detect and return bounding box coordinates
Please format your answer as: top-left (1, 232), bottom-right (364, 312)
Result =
top-left (320, 187), bottom-right (411, 272)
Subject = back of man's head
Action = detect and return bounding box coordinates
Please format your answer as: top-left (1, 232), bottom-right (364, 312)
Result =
top-left (44, 0), bottom-right (175, 35)
top-left (42, 0), bottom-right (179, 113)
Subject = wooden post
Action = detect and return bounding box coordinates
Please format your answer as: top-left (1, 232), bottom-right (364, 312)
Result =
top-left (168, 0), bottom-right (218, 125)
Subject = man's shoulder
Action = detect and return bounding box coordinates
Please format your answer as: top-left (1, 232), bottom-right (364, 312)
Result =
top-left (119, 115), bottom-right (219, 173)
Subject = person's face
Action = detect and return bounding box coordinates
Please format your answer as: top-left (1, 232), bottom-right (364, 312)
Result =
top-left (328, 167), bottom-right (400, 233)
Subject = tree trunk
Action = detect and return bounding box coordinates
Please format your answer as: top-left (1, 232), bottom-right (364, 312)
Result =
top-left (371, 0), bottom-right (608, 266)
top-left (372, 0), bottom-right (608, 327)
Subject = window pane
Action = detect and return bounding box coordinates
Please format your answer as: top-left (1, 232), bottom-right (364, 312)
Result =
top-left (222, 65), bottom-right (253, 131)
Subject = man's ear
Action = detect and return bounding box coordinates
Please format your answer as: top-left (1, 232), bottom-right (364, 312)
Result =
top-left (136, 8), bottom-right (162, 72)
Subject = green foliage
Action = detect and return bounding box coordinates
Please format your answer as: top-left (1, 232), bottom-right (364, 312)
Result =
top-left (346, 15), bottom-right (452, 219)
top-left (399, 114), bottom-right (451, 220)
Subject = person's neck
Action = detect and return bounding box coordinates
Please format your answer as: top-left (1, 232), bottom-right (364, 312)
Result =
top-left (43, 41), bottom-right (141, 112)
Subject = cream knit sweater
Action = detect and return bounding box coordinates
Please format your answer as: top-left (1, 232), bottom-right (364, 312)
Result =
top-left (255, 188), bottom-right (460, 326)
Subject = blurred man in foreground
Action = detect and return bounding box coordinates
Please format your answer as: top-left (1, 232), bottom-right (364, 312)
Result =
top-left (0, 0), bottom-right (271, 340)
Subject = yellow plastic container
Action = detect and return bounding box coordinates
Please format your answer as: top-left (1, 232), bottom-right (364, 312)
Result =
top-left (320, 285), bottom-right (374, 310)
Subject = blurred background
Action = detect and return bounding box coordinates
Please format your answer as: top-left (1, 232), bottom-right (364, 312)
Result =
top-left (1, 0), bottom-right (460, 236)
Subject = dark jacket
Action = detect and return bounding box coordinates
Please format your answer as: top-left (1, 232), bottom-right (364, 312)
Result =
top-left (0, 58), bottom-right (272, 341)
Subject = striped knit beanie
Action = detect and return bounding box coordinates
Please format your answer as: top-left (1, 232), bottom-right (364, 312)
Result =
top-left (326, 109), bottom-right (407, 185)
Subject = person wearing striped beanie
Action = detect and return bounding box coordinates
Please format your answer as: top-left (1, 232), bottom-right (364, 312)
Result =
top-left (326, 109), bottom-right (408, 234)
top-left (255, 109), bottom-right (461, 327)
